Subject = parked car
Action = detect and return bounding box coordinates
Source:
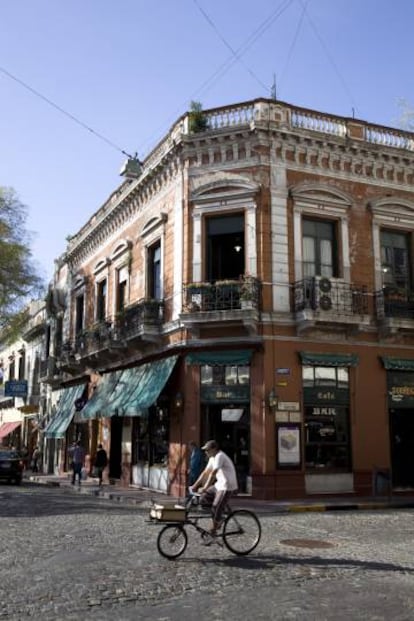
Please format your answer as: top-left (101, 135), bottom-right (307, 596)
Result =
top-left (0, 449), bottom-right (24, 484)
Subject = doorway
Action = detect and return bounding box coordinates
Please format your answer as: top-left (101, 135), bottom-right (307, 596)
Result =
top-left (201, 404), bottom-right (250, 493)
top-left (109, 416), bottom-right (123, 479)
top-left (390, 408), bottom-right (414, 488)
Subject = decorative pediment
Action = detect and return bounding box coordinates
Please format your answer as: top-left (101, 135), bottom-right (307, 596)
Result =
top-left (110, 239), bottom-right (132, 261)
top-left (290, 182), bottom-right (352, 210)
top-left (369, 196), bottom-right (414, 221)
top-left (191, 172), bottom-right (259, 204)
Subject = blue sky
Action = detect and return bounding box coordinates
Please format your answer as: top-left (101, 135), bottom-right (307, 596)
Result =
top-left (1, 0), bottom-right (413, 281)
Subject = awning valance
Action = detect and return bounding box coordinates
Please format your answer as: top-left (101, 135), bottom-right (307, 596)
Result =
top-left (186, 350), bottom-right (253, 366)
top-left (299, 352), bottom-right (359, 367)
top-left (44, 384), bottom-right (86, 439)
top-left (382, 357), bottom-right (414, 371)
top-left (0, 421), bottom-right (21, 440)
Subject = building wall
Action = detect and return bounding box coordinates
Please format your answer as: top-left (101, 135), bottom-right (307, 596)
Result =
top-left (41, 98), bottom-right (414, 498)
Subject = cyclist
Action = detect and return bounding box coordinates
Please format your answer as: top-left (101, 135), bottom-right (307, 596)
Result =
top-left (190, 439), bottom-right (238, 539)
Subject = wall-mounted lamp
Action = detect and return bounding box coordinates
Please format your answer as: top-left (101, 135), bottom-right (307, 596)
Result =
top-left (174, 392), bottom-right (184, 410)
top-left (268, 389), bottom-right (278, 410)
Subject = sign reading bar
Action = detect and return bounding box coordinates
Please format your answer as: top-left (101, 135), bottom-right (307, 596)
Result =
top-left (5, 380), bottom-right (28, 398)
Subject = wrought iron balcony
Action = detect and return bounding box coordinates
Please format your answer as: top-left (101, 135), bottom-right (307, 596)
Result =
top-left (115, 299), bottom-right (164, 341)
top-left (39, 357), bottom-right (62, 383)
top-left (293, 277), bottom-right (369, 330)
top-left (375, 288), bottom-right (414, 320)
top-left (183, 276), bottom-right (261, 313)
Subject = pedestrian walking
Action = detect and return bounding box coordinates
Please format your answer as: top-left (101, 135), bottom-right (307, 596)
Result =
top-left (31, 446), bottom-right (41, 473)
top-left (94, 444), bottom-right (108, 486)
top-left (187, 441), bottom-right (204, 486)
top-left (68, 441), bottom-right (85, 486)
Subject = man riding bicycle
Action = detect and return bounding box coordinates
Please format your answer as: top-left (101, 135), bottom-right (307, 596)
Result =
top-left (189, 440), bottom-right (238, 538)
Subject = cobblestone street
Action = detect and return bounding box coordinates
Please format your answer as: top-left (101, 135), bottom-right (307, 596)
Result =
top-left (2, 483), bottom-right (414, 620)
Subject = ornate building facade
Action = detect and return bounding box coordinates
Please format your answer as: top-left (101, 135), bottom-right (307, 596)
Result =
top-left (41, 98), bottom-right (414, 499)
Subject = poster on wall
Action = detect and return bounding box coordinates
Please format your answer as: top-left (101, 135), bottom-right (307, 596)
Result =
top-left (277, 425), bottom-right (301, 467)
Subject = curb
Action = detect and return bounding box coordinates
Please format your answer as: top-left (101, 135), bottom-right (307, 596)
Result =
top-left (25, 477), bottom-right (414, 514)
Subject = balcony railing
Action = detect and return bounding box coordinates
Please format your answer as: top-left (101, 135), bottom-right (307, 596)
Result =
top-left (375, 288), bottom-right (414, 320)
top-left (184, 277), bottom-right (261, 312)
top-left (114, 299), bottom-right (164, 340)
top-left (293, 278), bottom-right (369, 316)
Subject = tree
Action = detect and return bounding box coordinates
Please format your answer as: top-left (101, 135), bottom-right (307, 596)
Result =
top-left (0, 187), bottom-right (44, 342)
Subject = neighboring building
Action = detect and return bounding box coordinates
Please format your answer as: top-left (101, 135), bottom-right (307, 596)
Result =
top-left (0, 299), bottom-right (47, 457)
top-left (42, 97), bottom-right (414, 499)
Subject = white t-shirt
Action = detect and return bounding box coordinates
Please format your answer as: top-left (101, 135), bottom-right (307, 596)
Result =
top-left (207, 451), bottom-right (238, 492)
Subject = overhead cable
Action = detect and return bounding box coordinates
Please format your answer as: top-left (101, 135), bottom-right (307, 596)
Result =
top-left (0, 64), bottom-right (133, 158)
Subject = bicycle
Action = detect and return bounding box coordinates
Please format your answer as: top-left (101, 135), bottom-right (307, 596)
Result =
top-left (149, 492), bottom-right (261, 560)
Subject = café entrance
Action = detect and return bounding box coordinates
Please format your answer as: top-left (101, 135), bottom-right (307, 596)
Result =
top-left (201, 404), bottom-right (250, 493)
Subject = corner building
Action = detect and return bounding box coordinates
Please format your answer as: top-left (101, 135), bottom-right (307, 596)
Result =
top-left (43, 98), bottom-right (414, 499)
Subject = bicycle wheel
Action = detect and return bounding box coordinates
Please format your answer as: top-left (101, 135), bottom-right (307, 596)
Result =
top-left (157, 525), bottom-right (188, 559)
top-left (222, 510), bottom-right (261, 555)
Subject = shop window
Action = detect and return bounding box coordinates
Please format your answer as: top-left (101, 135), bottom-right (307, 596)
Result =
top-left (303, 365), bottom-right (349, 388)
top-left (96, 279), bottom-right (107, 322)
top-left (133, 407), bottom-right (169, 466)
top-left (200, 364), bottom-right (250, 386)
top-left (302, 218), bottom-right (338, 278)
top-left (381, 229), bottom-right (411, 291)
top-left (303, 365), bottom-right (351, 471)
top-left (305, 405), bottom-right (351, 470)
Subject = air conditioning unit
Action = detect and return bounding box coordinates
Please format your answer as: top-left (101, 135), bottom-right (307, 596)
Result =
top-left (313, 276), bottom-right (349, 313)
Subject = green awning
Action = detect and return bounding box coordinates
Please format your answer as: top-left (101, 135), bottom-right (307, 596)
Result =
top-left (299, 352), bottom-right (359, 367)
top-left (78, 356), bottom-right (178, 419)
top-left (78, 370), bottom-right (123, 420)
top-left (186, 349), bottom-right (253, 366)
top-left (119, 356), bottom-right (178, 417)
top-left (44, 384), bottom-right (86, 439)
top-left (382, 357), bottom-right (414, 371)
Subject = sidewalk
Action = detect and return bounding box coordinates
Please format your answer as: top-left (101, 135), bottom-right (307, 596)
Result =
top-left (26, 473), bottom-right (414, 514)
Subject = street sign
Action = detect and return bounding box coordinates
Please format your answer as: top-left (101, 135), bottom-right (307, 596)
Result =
top-left (4, 380), bottom-right (28, 398)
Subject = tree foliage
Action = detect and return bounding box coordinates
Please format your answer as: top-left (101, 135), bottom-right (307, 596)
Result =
top-left (0, 187), bottom-right (44, 342)
top-left (188, 100), bottom-right (209, 133)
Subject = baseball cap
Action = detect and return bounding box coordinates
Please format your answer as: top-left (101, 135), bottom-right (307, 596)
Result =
top-left (201, 440), bottom-right (218, 451)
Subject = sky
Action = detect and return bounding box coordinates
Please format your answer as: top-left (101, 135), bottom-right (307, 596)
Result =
top-left (1, 0), bottom-right (414, 282)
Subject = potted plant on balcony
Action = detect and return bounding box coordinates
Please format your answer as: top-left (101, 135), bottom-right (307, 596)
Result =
top-left (186, 281), bottom-right (212, 294)
top-left (240, 275), bottom-right (255, 309)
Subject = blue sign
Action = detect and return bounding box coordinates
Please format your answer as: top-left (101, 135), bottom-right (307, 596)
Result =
top-left (4, 380), bottom-right (28, 397)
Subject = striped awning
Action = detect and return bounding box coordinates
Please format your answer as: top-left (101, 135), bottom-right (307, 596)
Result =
top-left (0, 421), bottom-right (21, 440)
top-left (44, 384), bottom-right (86, 439)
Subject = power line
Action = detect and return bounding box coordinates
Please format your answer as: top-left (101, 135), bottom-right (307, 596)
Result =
top-left (0, 64), bottom-right (133, 158)
top-left (192, 0), bottom-right (269, 92)
top-left (298, 0), bottom-right (357, 112)
top-left (139, 0), bottom-right (294, 155)
top-left (279, 0), bottom-right (309, 92)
